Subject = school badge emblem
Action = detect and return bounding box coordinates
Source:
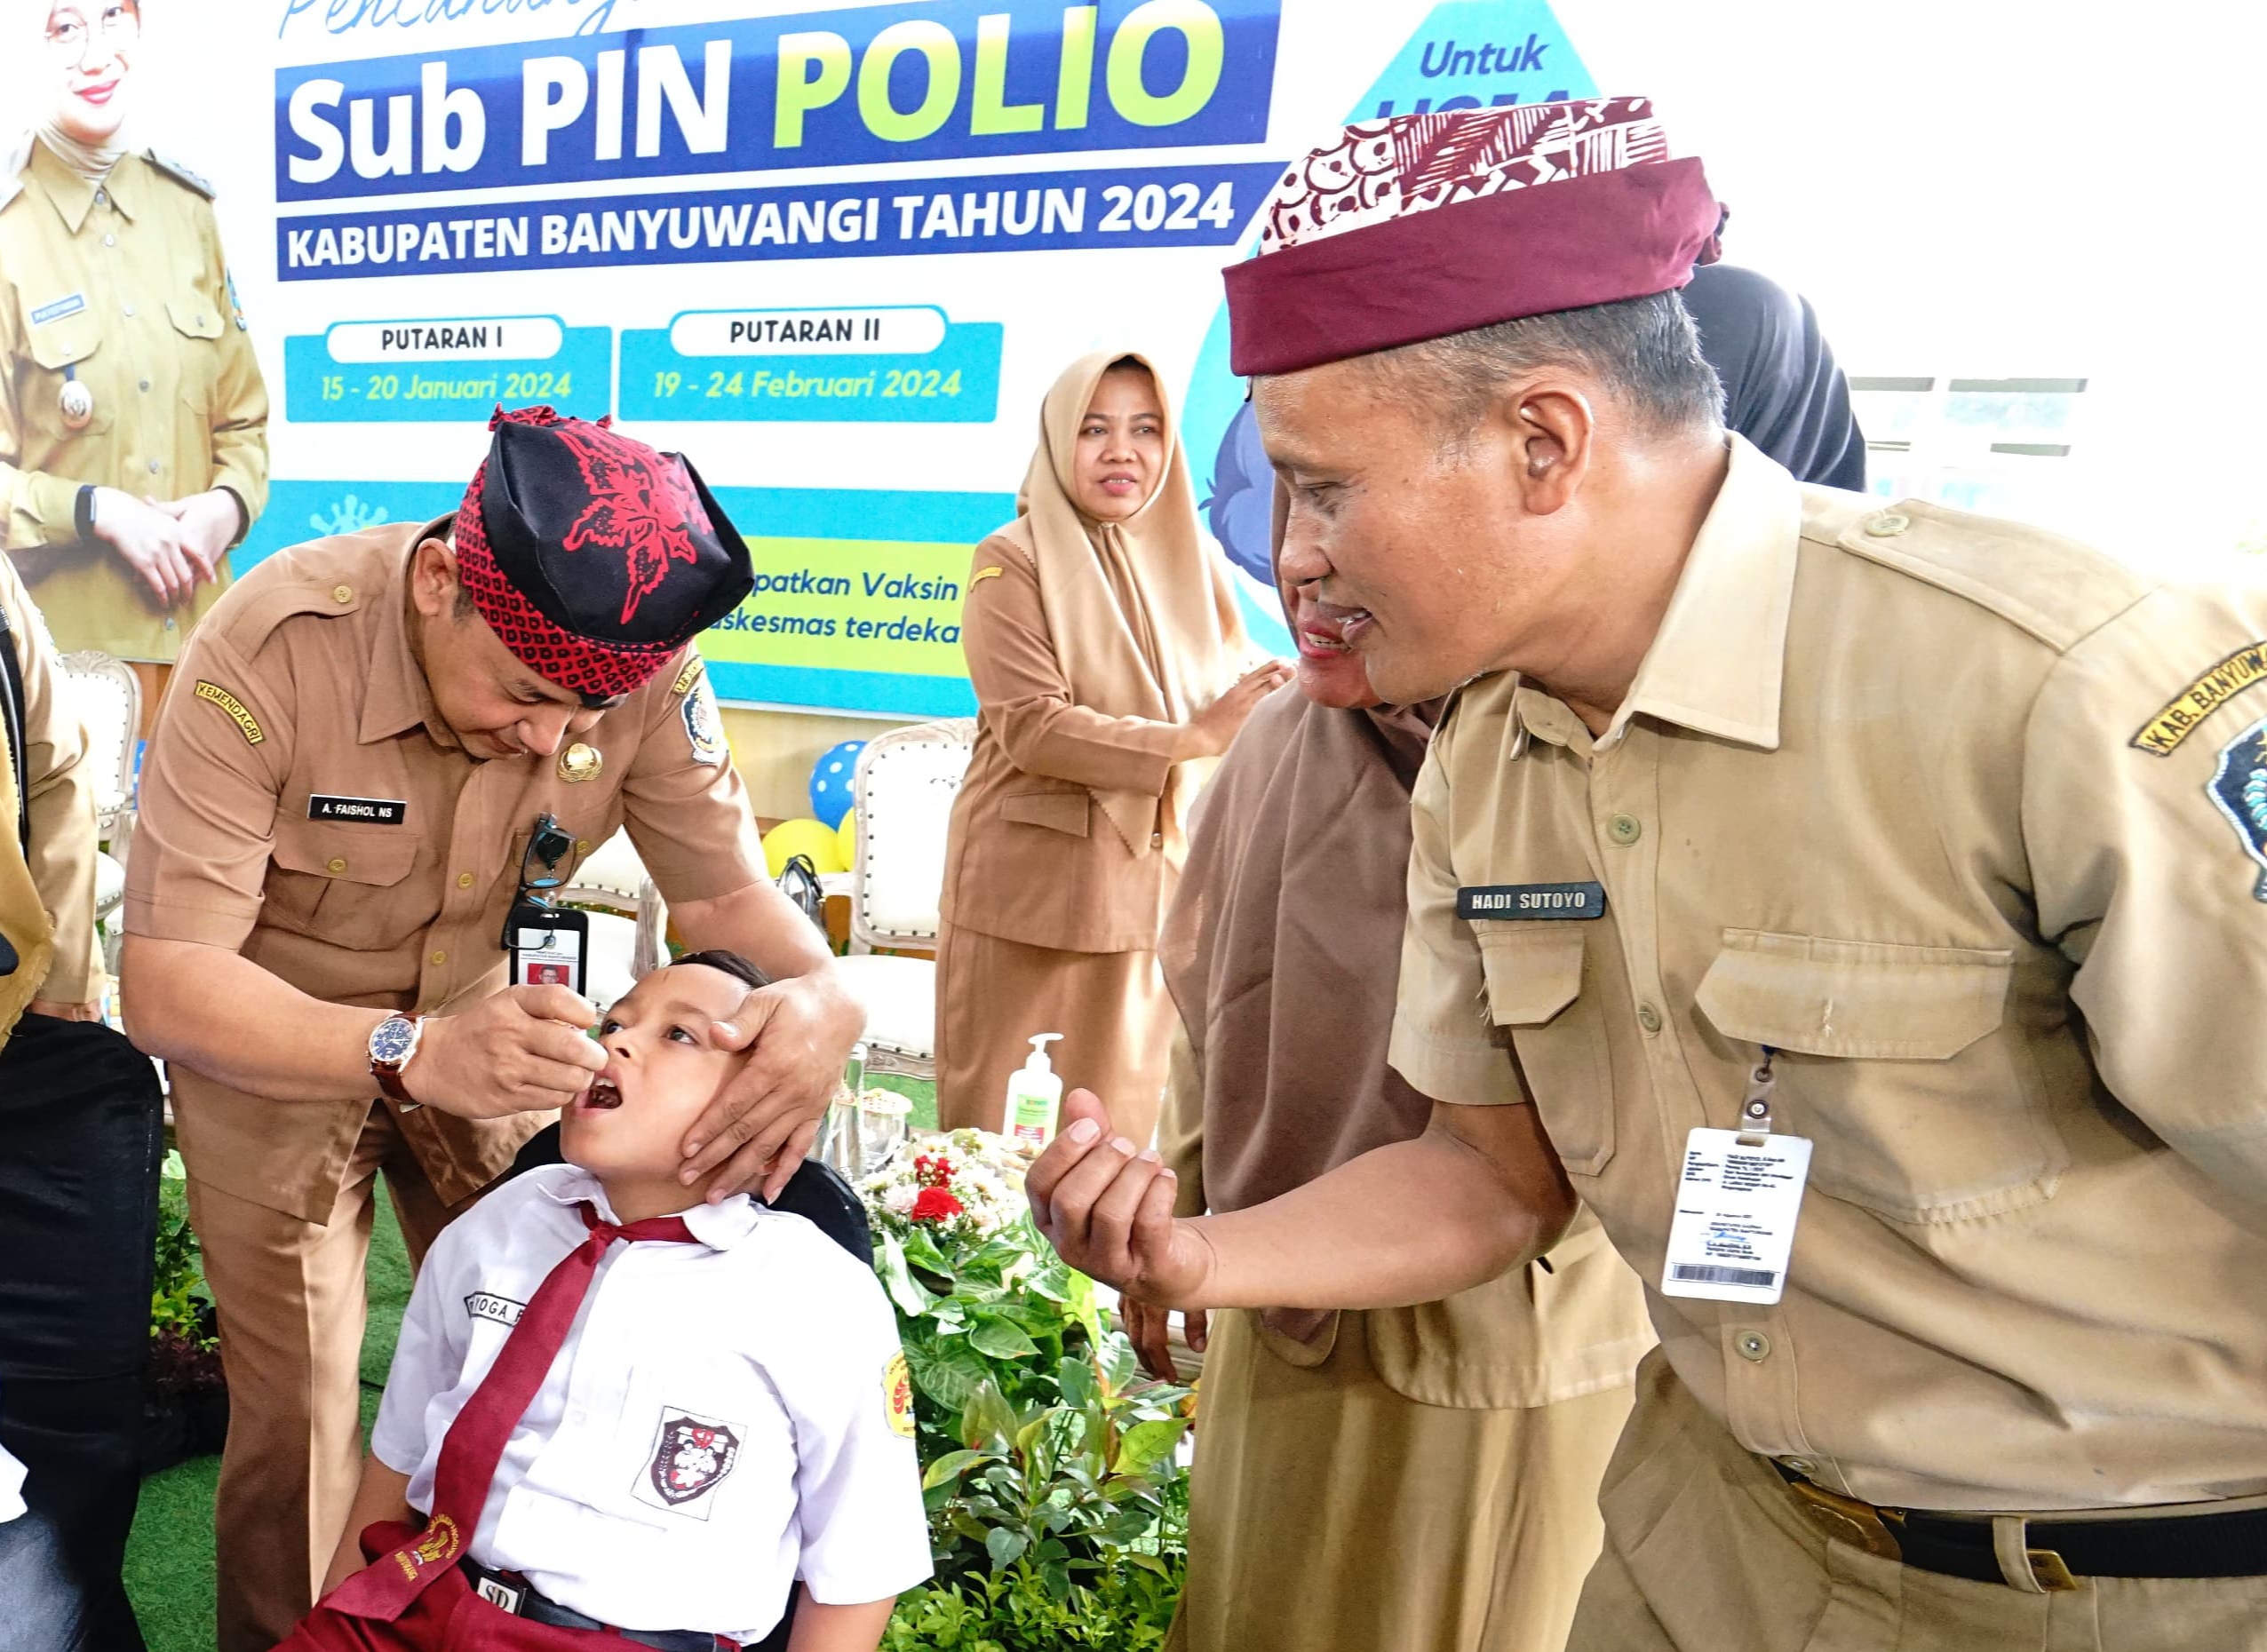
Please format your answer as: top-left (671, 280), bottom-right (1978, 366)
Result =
top-left (640, 1410), bottom-right (741, 1513)
top-left (2207, 716), bottom-right (2267, 901)
top-left (885, 1352), bottom-right (916, 1438)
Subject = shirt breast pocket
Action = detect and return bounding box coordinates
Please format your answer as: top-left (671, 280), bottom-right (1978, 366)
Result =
top-left (22, 311), bottom-right (114, 442)
top-left (1695, 930), bottom-right (2065, 1223)
top-left (1476, 925), bottom-right (1616, 1176)
top-left (264, 821), bottom-right (427, 952)
top-left (166, 294), bottom-right (224, 443)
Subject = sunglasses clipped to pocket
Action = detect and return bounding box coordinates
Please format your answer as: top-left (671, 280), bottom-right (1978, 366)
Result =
top-left (503, 812), bottom-right (588, 998)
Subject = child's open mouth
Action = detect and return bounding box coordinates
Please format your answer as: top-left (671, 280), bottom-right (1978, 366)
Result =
top-left (577, 1076), bottom-right (623, 1111)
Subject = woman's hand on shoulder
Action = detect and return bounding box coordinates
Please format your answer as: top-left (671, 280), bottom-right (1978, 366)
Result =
top-left (1177, 660), bottom-right (1293, 759)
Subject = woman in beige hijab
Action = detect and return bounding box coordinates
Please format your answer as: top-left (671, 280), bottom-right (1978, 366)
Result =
top-left (935, 352), bottom-right (1285, 1142)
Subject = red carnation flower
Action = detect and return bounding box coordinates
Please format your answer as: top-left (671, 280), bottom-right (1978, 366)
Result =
top-left (911, 1187), bottom-right (966, 1224)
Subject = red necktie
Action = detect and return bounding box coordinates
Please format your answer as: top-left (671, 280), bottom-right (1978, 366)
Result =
top-left (326, 1201), bottom-right (699, 1621)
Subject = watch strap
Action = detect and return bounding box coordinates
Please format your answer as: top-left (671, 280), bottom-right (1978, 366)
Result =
top-left (74, 484), bottom-right (96, 542)
top-left (371, 1013), bottom-right (424, 1104)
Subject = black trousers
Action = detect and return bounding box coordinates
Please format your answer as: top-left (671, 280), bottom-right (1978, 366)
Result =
top-left (0, 1013), bottom-right (164, 1652)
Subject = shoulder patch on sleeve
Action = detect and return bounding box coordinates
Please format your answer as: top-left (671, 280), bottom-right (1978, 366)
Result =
top-left (680, 676), bottom-right (724, 766)
top-left (970, 565), bottom-right (1004, 586)
top-left (1833, 499), bottom-right (2152, 652)
top-left (141, 149), bottom-right (217, 200)
top-left (671, 653), bottom-right (705, 697)
top-left (884, 1351), bottom-right (915, 1438)
top-left (2206, 716), bottom-right (2267, 901)
top-left (194, 681), bottom-right (264, 746)
top-left (2131, 641), bottom-right (2267, 757)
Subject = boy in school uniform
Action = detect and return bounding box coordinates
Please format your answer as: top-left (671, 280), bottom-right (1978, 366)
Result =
top-left (278, 950), bottom-right (931, 1652)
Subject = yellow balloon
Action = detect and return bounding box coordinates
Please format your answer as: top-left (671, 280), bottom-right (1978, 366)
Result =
top-left (763, 817), bottom-right (846, 878)
top-left (836, 808), bottom-right (858, 870)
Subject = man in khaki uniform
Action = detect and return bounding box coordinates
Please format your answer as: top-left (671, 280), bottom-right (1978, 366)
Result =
top-left (121, 409), bottom-right (862, 1652)
top-left (1027, 100), bottom-right (2267, 1650)
top-left (3, 1), bottom-right (269, 662)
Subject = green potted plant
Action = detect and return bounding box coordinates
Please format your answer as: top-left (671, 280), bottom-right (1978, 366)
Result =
top-left (139, 1150), bottom-right (227, 1474)
top-left (859, 1132), bottom-right (1193, 1650)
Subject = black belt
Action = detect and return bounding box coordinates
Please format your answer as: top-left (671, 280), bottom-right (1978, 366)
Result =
top-left (1772, 1464), bottom-right (2267, 1589)
top-left (458, 1558), bottom-right (749, 1649)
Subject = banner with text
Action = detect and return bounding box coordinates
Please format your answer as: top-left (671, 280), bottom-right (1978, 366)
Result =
top-left (5, 0), bottom-right (1590, 711)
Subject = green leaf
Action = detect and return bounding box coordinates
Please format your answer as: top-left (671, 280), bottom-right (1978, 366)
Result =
top-left (899, 1221), bottom-right (953, 1275)
top-left (969, 1314), bottom-right (1041, 1360)
top-left (904, 1334), bottom-right (991, 1414)
top-left (921, 1448), bottom-right (990, 1490)
top-left (1064, 1268), bottom-right (1105, 1354)
top-left (1097, 1334), bottom-right (1139, 1392)
top-left (1056, 1357), bottom-right (1098, 1410)
top-left (959, 1378), bottom-right (1019, 1451)
top-left (878, 1232), bottom-right (936, 1318)
top-left (984, 1527), bottom-right (1027, 1570)
top-left (1112, 1418), bottom-right (1188, 1477)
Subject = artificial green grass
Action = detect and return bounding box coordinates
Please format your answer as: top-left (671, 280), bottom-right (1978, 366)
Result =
top-left (123, 1083), bottom-right (936, 1652)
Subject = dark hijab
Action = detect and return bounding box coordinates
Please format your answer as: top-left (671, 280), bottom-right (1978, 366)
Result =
top-left (1157, 483), bottom-right (1443, 1345)
top-left (1683, 262), bottom-right (1868, 490)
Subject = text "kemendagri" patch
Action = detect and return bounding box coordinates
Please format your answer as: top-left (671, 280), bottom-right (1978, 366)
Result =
top-left (1458, 881), bottom-right (1607, 921)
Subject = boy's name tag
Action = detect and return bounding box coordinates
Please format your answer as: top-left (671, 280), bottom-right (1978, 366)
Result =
top-left (1659, 1129), bottom-right (1813, 1307)
top-left (1458, 880), bottom-right (1606, 921)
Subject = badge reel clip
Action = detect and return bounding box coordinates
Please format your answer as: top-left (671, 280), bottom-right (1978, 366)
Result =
top-left (1738, 1047), bottom-right (1778, 1142)
top-left (505, 812), bottom-right (588, 1001)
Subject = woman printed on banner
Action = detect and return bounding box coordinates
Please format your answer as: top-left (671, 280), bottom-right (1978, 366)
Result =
top-left (1, 0), bottom-right (269, 680)
top-left (934, 351), bottom-right (1287, 1146)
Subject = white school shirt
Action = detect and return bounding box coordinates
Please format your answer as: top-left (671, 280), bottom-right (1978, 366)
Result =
top-left (370, 1165), bottom-right (932, 1642)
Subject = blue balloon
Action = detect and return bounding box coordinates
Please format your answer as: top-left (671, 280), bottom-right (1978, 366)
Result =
top-left (807, 740), bottom-right (866, 829)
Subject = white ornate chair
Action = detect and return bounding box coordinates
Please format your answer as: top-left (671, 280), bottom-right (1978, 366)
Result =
top-left (56, 652), bottom-right (139, 957)
top-left (835, 718), bottom-right (976, 1078)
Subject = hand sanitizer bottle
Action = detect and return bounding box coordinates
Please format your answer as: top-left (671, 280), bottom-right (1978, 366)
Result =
top-left (1004, 1034), bottom-right (1065, 1147)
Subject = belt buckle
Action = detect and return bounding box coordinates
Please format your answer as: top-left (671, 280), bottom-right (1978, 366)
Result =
top-left (473, 1573), bottom-right (526, 1615)
top-left (1786, 1476), bottom-right (1905, 1562)
top-left (2026, 1546), bottom-right (2080, 1592)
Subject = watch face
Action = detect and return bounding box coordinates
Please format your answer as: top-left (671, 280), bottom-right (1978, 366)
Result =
top-left (370, 1018), bottom-right (416, 1065)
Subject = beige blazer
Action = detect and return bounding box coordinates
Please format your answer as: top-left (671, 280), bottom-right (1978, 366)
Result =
top-left (940, 527), bottom-right (1202, 955)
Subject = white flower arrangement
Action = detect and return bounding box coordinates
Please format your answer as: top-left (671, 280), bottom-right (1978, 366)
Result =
top-left (858, 1127), bottom-right (1038, 1245)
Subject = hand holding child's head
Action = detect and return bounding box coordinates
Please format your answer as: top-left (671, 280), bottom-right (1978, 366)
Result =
top-left (560, 951), bottom-right (769, 1205)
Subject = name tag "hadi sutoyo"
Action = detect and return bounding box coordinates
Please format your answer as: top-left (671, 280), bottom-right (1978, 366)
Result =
top-left (1457, 881), bottom-right (1607, 921)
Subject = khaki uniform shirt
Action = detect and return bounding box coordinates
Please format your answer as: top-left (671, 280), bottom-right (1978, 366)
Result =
top-left (1389, 435), bottom-right (2267, 1513)
top-left (0, 139), bottom-right (269, 662)
top-left (0, 552), bottom-right (100, 1044)
top-left (123, 518), bottom-right (765, 1222)
top-left (941, 528), bottom-right (1194, 953)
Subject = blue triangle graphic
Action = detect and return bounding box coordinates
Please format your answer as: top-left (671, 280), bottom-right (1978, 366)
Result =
top-left (1185, 2), bottom-right (1596, 641)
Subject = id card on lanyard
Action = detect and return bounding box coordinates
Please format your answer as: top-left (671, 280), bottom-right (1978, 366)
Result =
top-left (1660, 1049), bottom-right (1813, 1307)
top-left (510, 904), bottom-right (588, 998)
